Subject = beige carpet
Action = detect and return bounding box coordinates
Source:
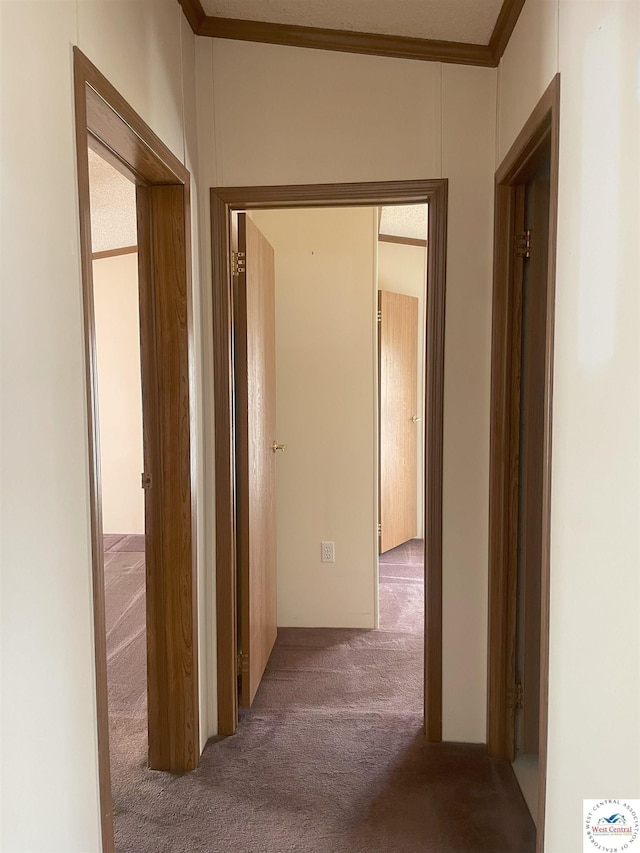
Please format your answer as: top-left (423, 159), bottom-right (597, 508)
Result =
top-left (104, 536), bottom-right (534, 853)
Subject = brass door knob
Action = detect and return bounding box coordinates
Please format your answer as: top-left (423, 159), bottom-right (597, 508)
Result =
top-left (272, 442), bottom-right (287, 452)
top-left (411, 416), bottom-right (422, 423)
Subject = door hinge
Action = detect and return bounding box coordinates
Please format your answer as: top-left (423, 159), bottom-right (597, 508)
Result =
top-left (377, 523), bottom-right (382, 537)
top-left (514, 230), bottom-right (532, 259)
top-left (377, 309), bottom-right (382, 323)
top-left (232, 250), bottom-right (246, 276)
top-left (141, 472), bottom-right (152, 489)
top-left (236, 651), bottom-right (249, 676)
top-left (507, 683), bottom-right (524, 710)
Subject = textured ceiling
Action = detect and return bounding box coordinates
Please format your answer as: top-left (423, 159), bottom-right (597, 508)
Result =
top-left (200, 0), bottom-right (504, 45)
top-left (88, 149), bottom-right (137, 254)
top-left (379, 204), bottom-right (427, 241)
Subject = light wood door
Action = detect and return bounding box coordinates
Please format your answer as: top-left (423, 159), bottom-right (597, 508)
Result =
top-left (235, 213), bottom-right (278, 707)
top-left (379, 290), bottom-right (419, 554)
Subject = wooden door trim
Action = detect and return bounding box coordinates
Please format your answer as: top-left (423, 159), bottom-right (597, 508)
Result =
top-left (487, 74), bottom-right (560, 853)
top-left (211, 179), bottom-right (448, 740)
top-left (73, 48), bottom-right (199, 853)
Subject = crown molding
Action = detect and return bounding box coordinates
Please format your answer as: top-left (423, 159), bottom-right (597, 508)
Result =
top-left (198, 16), bottom-right (495, 66)
top-left (179, 0), bottom-right (205, 32)
top-left (178, 0), bottom-right (526, 67)
top-left (489, 0), bottom-right (527, 61)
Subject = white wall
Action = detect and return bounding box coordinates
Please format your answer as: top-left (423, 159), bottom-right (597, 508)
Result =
top-left (93, 253), bottom-right (144, 535)
top-left (0, 2), bottom-right (208, 850)
top-left (250, 207), bottom-right (378, 629)
top-left (377, 240), bottom-right (427, 538)
top-left (497, 2), bottom-right (640, 850)
top-left (196, 38), bottom-right (497, 743)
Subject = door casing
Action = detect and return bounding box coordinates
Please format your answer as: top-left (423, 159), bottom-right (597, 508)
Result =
top-left (73, 48), bottom-right (199, 853)
top-left (210, 180), bottom-right (448, 740)
top-left (487, 74), bottom-right (560, 853)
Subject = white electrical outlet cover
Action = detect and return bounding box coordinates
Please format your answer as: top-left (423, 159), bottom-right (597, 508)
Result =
top-left (321, 541), bottom-right (335, 563)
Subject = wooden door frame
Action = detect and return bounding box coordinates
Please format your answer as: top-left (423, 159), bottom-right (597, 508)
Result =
top-left (486, 74), bottom-right (560, 851)
top-left (211, 180), bottom-right (448, 739)
top-left (73, 48), bottom-right (199, 853)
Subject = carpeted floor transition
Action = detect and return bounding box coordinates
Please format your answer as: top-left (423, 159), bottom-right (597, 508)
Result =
top-left (104, 535), bottom-right (534, 853)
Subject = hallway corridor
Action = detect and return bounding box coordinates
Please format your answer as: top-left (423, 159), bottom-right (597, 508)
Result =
top-left (105, 537), bottom-right (534, 853)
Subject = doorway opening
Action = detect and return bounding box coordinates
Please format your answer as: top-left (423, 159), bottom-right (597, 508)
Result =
top-left (377, 208), bottom-right (428, 562)
top-left (88, 149), bottom-right (148, 842)
top-left (377, 208), bottom-right (428, 706)
top-left (210, 181), bottom-right (447, 739)
top-left (73, 48), bottom-right (199, 853)
top-left (229, 203), bottom-right (429, 717)
top-left (377, 205), bottom-right (428, 637)
top-left (487, 75), bottom-right (560, 853)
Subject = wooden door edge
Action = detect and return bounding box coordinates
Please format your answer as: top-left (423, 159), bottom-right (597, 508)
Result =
top-left (486, 73), bottom-right (560, 853)
top-left (211, 180), bottom-right (447, 743)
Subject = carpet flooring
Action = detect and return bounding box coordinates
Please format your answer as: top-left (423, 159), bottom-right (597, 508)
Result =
top-left (104, 536), bottom-right (535, 853)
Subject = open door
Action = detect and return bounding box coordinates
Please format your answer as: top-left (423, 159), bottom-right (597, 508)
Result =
top-left (378, 289), bottom-right (419, 554)
top-left (234, 213), bottom-right (279, 707)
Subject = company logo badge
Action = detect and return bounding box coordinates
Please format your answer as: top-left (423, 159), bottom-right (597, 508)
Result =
top-left (584, 800), bottom-right (640, 852)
